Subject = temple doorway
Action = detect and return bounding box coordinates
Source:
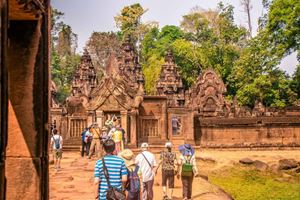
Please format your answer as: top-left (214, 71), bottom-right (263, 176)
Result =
top-left (103, 111), bottom-right (121, 122)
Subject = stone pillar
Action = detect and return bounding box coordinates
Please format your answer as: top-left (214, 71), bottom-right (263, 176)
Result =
top-left (130, 109), bottom-right (138, 147)
top-left (0, 1), bottom-right (8, 199)
top-left (185, 109), bottom-right (195, 145)
top-left (161, 100), bottom-right (168, 140)
top-left (96, 110), bottom-right (104, 127)
top-left (87, 110), bottom-right (94, 127)
top-left (6, 13), bottom-right (50, 200)
top-left (120, 110), bottom-right (128, 142)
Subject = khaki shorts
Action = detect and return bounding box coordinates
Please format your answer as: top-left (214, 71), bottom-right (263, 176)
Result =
top-left (53, 149), bottom-right (62, 159)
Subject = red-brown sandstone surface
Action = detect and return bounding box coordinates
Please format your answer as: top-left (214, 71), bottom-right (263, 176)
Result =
top-left (50, 150), bottom-right (300, 200)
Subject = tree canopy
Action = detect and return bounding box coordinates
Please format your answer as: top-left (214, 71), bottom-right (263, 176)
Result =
top-left (52, 0), bottom-right (300, 107)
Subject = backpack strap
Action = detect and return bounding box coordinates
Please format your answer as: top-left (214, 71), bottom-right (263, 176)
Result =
top-left (53, 136), bottom-right (60, 143)
top-left (141, 153), bottom-right (152, 169)
top-left (184, 155), bottom-right (191, 164)
top-left (134, 165), bottom-right (140, 174)
top-left (102, 157), bottom-right (112, 189)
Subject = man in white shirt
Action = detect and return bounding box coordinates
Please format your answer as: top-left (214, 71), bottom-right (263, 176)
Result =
top-left (135, 143), bottom-right (157, 200)
top-left (50, 129), bottom-right (63, 170)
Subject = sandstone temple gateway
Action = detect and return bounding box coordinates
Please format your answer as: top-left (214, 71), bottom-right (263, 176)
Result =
top-left (51, 37), bottom-right (300, 149)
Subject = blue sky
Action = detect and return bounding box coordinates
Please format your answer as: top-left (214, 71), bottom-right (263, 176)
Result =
top-left (52, 0), bottom-right (298, 75)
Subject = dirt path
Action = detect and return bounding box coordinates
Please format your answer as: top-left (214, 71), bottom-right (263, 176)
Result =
top-left (50, 150), bottom-right (300, 200)
top-left (50, 151), bottom-right (234, 200)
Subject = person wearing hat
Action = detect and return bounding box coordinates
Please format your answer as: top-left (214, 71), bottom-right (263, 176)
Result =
top-left (118, 149), bottom-right (141, 200)
top-left (135, 143), bottom-right (157, 200)
top-left (88, 123), bottom-right (102, 159)
top-left (156, 142), bottom-right (177, 200)
top-left (177, 143), bottom-right (198, 200)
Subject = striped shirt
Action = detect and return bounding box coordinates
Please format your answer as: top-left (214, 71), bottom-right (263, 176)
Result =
top-left (94, 155), bottom-right (128, 200)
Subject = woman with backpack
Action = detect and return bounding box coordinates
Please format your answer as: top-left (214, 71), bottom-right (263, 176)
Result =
top-left (177, 144), bottom-right (198, 200)
top-left (155, 142), bottom-right (177, 200)
top-left (118, 149), bottom-right (141, 200)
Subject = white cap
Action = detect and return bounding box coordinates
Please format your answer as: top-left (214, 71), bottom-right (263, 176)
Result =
top-left (165, 142), bottom-right (172, 148)
top-left (141, 142), bottom-right (149, 149)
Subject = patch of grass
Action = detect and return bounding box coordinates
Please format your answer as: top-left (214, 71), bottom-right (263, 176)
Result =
top-left (209, 165), bottom-right (300, 200)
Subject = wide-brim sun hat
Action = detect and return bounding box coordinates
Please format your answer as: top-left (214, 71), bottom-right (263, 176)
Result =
top-left (118, 149), bottom-right (135, 167)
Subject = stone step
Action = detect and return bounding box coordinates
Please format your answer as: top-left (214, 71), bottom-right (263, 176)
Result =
top-left (63, 145), bottom-right (81, 152)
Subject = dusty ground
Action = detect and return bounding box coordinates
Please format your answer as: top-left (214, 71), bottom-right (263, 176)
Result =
top-left (50, 150), bottom-right (300, 200)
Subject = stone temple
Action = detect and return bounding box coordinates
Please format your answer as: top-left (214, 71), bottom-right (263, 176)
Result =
top-left (1, 1), bottom-right (300, 199)
top-left (51, 37), bottom-right (300, 149)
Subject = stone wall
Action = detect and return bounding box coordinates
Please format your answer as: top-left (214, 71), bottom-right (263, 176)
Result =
top-left (196, 117), bottom-right (300, 148)
top-left (0, 0), bottom-right (8, 198)
top-left (139, 96), bottom-right (168, 144)
top-left (5, 5), bottom-right (50, 199)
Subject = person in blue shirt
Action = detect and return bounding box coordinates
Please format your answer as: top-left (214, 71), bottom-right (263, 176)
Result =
top-left (94, 139), bottom-right (128, 200)
top-left (81, 127), bottom-right (89, 157)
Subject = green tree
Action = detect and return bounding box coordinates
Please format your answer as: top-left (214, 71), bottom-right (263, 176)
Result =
top-left (114, 3), bottom-right (156, 47)
top-left (141, 26), bottom-right (184, 93)
top-left (291, 64), bottom-right (300, 99)
top-left (180, 4), bottom-right (247, 94)
top-left (264, 0), bottom-right (300, 59)
top-left (51, 9), bottom-right (80, 103)
top-left (86, 31), bottom-right (121, 79)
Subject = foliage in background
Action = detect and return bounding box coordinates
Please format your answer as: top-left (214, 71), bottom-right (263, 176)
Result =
top-left (114, 3), bottom-right (158, 49)
top-left (52, 0), bottom-right (300, 106)
top-left (86, 32), bottom-right (121, 79)
top-left (51, 9), bottom-right (80, 103)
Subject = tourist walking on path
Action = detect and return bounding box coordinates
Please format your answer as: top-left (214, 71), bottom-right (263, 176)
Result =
top-left (156, 142), bottom-right (177, 200)
top-left (135, 143), bottom-right (157, 200)
top-left (81, 128), bottom-right (88, 157)
top-left (88, 124), bottom-right (102, 159)
top-left (178, 144), bottom-right (198, 200)
top-left (50, 129), bottom-right (63, 170)
top-left (119, 149), bottom-right (141, 200)
top-left (94, 139), bottom-right (128, 200)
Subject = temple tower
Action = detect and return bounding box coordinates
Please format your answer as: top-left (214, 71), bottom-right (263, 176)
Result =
top-left (71, 49), bottom-right (97, 98)
top-left (156, 49), bottom-right (185, 107)
top-left (117, 36), bottom-right (144, 89)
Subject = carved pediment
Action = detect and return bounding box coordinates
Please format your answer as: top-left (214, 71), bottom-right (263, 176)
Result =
top-left (188, 69), bottom-right (226, 116)
top-left (87, 76), bottom-right (143, 111)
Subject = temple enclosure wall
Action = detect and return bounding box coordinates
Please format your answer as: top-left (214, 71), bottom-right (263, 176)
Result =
top-left (1, 1), bottom-right (50, 199)
top-left (196, 117), bottom-right (300, 148)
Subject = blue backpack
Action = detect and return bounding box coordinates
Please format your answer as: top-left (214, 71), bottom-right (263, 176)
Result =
top-left (127, 165), bottom-right (140, 200)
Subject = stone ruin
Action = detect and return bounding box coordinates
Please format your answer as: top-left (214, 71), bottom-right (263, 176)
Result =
top-left (156, 49), bottom-right (185, 107)
top-left (51, 38), bottom-right (300, 149)
top-left (1, 1), bottom-right (300, 199)
top-left (1, 0), bottom-right (50, 199)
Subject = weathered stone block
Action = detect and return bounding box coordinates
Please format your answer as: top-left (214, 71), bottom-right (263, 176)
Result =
top-left (5, 157), bottom-right (41, 200)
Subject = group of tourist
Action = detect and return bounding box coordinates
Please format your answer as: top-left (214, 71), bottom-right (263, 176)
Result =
top-left (94, 138), bottom-right (198, 200)
top-left (81, 116), bottom-right (126, 159)
top-left (50, 116), bottom-right (198, 200)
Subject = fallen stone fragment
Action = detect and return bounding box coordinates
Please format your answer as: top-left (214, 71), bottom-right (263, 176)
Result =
top-left (278, 159), bottom-right (298, 170)
top-left (198, 157), bottom-right (217, 163)
top-left (269, 164), bottom-right (280, 174)
top-left (239, 158), bottom-right (254, 165)
top-left (197, 174), bottom-right (209, 181)
top-left (253, 160), bottom-right (269, 171)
